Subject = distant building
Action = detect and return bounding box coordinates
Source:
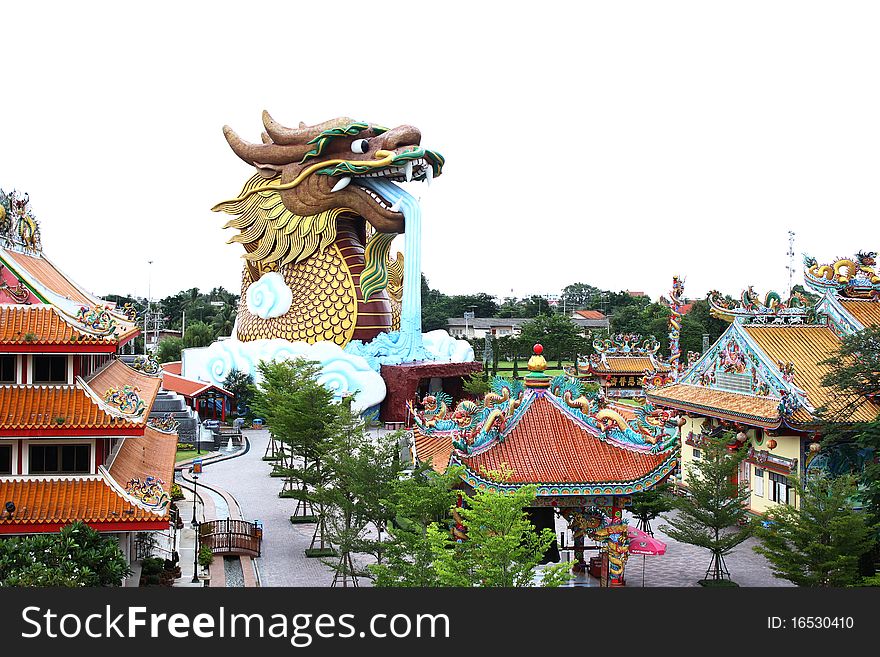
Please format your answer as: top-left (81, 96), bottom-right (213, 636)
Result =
top-left (446, 311), bottom-right (608, 340)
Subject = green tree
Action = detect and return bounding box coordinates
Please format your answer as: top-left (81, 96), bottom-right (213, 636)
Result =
top-left (520, 313), bottom-right (583, 368)
top-left (251, 359), bottom-right (338, 552)
top-left (561, 282), bottom-right (601, 309)
top-left (370, 464), bottom-right (462, 587)
top-left (156, 336), bottom-right (182, 363)
top-left (222, 368), bottom-right (255, 417)
top-left (428, 466), bottom-right (570, 587)
top-left (660, 436), bottom-right (753, 583)
top-left (182, 320), bottom-right (215, 348)
top-left (817, 327), bottom-right (880, 523)
top-left (462, 371), bottom-right (490, 397)
top-left (211, 305), bottom-right (236, 337)
top-left (628, 482), bottom-right (675, 536)
top-left (753, 474), bottom-right (877, 587)
top-left (0, 522), bottom-right (131, 587)
top-left (312, 409), bottom-right (405, 586)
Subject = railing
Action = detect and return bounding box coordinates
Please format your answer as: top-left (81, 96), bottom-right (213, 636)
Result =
top-left (199, 519), bottom-right (262, 557)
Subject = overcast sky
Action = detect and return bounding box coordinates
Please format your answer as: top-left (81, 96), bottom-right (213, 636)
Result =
top-left (2, 2), bottom-right (878, 306)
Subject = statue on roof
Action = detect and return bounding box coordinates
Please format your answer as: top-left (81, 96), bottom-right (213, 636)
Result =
top-left (804, 251), bottom-right (880, 299)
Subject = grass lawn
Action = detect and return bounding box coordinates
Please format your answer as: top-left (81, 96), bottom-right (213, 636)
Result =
top-left (175, 449), bottom-right (208, 463)
top-left (488, 361), bottom-right (575, 379)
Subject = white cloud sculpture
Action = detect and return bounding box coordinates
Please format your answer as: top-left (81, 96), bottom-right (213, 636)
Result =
top-left (181, 338), bottom-right (386, 413)
top-left (245, 272), bottom-right (292, 319)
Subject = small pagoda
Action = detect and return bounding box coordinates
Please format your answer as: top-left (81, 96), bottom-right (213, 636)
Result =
top-left (0, 189), bottom-right (175, 561)
top-left (410, 344), bottom-right (681, 585)
top-left (565, 333), bottom-right (674, 399)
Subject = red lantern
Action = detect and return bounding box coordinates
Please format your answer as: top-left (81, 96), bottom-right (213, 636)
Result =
top-left (767, 439), bottom-right (777, 450)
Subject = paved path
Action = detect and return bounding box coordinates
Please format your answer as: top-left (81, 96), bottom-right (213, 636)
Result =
top-left (200, 428), bottom-right (793, 587)
top-left (196, 429), bottom-right (344, 586)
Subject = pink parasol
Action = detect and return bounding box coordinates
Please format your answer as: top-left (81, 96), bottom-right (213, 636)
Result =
top-left (627, 526), bottom-right (667, 556)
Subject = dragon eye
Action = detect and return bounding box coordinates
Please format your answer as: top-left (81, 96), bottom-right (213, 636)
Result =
top-left (351, 138), bottom-right (370, 154)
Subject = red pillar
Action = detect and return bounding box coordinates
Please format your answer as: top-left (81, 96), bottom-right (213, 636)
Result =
top-left (221, 395), bottom-right (226, 422)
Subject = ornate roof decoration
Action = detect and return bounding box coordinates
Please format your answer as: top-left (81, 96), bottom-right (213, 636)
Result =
top-left (130, 355), bottom-right (161, 376)
top-left (411, 371), bottom-right (681, 496)
top-left (0, 263), bottom-right (31, 303)
top-left (103, 385), bottom-right (145, 417)
top-left (74, 304), bottom-right (119, 337)
top-left (707, 287), bottom-right (814, 324)
top-left (124, 476), bottom-right (170, 510)
top-left (804, 251), bottom-right (880, 299)
top-left (594, 333), bottom-right (660, 356)
top-left (0, 189), bottom-right (42, 254)
top-left (147, 413), bottom-right (180, 434)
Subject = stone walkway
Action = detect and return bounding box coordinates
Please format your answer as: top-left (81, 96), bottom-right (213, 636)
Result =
top-left (195, 428), bottom-right (344, 586)
top-left (199, 428), bottom-right (793, 587)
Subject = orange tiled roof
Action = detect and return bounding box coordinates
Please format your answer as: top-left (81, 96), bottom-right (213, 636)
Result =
top-left (161, 371), bottom-right (232, 398)
top-left (109, 427), bottom-right (178, 492)
top-left (648, 383), bottom-right (781, 428)
top-left (841, 300), bottom-right (880, 329)
top-left (593, 356), bottom-right (670, 374)
top-left (460, 395), bottom-right (670, 485)
top-left (4, 250), bottom-right (94, 306)
top-left (413, 432), bottom-right (454, 473)
top-left (0, 477), bottom-right (165, 528)
top-left (0, 385), bottom-right (144, 431)
top-left (575, 309), bottom-right (606, 320)
top-left (162, 361), bottom-right (182, 375)
top-left (0, 305), bottom-right (131, 347)
top-left (744, 325), bottom-right (880, 423)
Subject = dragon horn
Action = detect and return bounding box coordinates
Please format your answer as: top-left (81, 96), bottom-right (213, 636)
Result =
top-left (261, 110), bottom-right (358, 145)
top-left (222, 125), bottom-right (310, 165)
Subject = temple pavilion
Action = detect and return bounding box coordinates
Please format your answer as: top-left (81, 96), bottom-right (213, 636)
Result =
top-left (564, 333), bottom-right (674, 400)
top-left (410, 344), bottom-right (681, 585)
top-left (0, 189), bottom-right (176, 565)
top-left (648, 252), bottom-right (880, 515)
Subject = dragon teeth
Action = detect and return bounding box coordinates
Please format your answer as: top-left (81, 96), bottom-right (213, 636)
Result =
top-left (331, 176), bottom-right (351, 192)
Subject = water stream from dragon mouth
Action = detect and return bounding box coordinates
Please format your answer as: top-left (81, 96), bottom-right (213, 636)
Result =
top-left (358, 178), bottom-right (428, 362)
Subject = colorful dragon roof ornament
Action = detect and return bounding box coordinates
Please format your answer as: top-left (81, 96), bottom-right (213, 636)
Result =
top-left (666, 275), bottom-right (684, 378)
top-left (410, 374), bottom-right (682, 459)
top-left (0, 189), bottom-right (42, 254)
top-left (707, 286), bottom-right (813, 324)
top-left (803, 251), bottom-right (880, 299)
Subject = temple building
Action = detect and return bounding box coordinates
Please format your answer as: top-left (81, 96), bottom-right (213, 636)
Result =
top-left (409, 344), bottom-right (681, 585)
top-left (647, 252), bottom-right (880, 514)
top-left (564, 333), bottom-right (674, 399)
top-left (0, 189), bottom-right (175, 567)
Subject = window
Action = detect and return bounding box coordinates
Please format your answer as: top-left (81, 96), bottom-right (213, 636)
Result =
top-left (0, 355), bottom-right (15, 383)
top-left (0, 445), bottom-right (11, 475)
top-left (32, 355), bottom-right (67, 384)
top-left (769, 471), bottom-right (793, 505)
top-left (29, 444), bottom-right (90, 474)
top-left (753, 467), bottom-right (765, 497)
top-left (692, 448), bottom-right (701, 460)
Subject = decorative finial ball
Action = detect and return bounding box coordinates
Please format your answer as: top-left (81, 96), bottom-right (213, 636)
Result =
top-left (767, 439), bottom-right (777, 450)
top-left (736, 431), bottom-right (747, 443)
top-left (533, 343), bottom-right (543, 355)
top-left (809, 442), bottom-right (821, 453)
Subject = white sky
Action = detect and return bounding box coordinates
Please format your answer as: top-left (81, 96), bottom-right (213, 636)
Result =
top-left (2, 1), bottom-right (878, 305)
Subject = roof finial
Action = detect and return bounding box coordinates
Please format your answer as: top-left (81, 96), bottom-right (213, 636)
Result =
top-left (525, 343), bottom-right (551, 389)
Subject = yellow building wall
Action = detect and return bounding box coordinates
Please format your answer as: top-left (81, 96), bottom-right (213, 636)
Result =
top-left (747, 433), bottom-right (800, 514)
top-left (677, 417), bottom-right (801, 513)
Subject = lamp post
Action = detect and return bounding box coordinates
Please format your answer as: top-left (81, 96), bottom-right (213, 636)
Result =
top-left (190, 459), bottom-right (202, 527)
top-left (191, 519), bottom-right (200, 584)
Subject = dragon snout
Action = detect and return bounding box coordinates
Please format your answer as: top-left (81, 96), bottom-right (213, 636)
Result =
top-left (377, 125), bottom-right (422, 151)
